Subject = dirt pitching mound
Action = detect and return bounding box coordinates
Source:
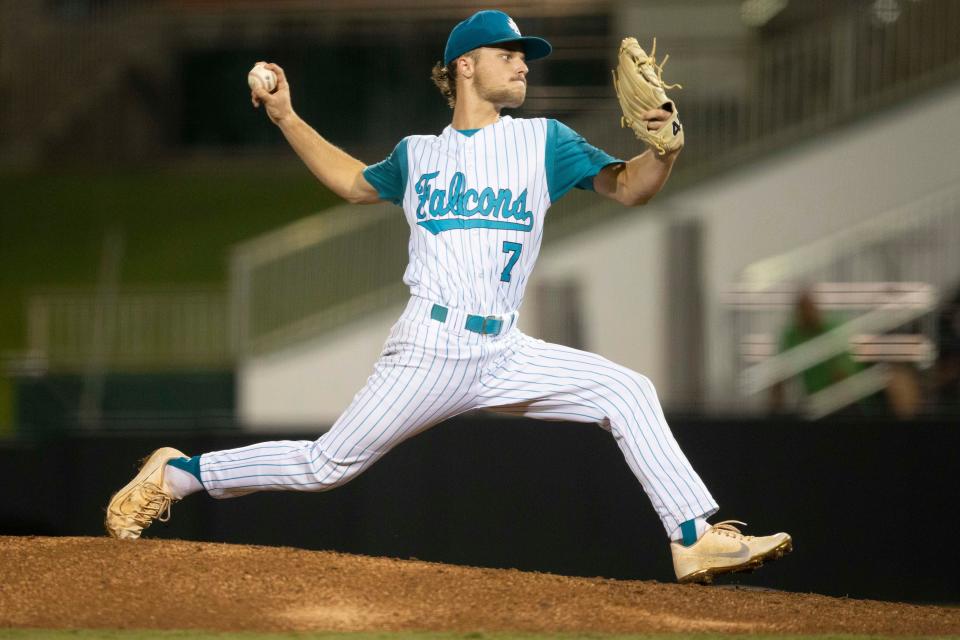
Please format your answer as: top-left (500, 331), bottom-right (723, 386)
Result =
top-left (1, 536), bottom-right (957, 635)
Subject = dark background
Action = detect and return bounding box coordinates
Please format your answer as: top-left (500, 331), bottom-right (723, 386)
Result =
top-left (4, 414), bottom-right (957, 604)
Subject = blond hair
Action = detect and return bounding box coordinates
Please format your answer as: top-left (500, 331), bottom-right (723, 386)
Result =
top-left (430, 50), bottom-right (480, 109)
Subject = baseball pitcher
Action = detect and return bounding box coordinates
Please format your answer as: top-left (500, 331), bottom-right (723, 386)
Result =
top-left (106, 10), bottom-right (791, 584)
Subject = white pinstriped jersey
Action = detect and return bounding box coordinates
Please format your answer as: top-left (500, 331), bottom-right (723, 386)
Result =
top-left (363, 116), bottom-right (620, 315)
top-left (198, 117), bottom-right (720, 541)
top-left (147, 9), bottom-right (726, 551)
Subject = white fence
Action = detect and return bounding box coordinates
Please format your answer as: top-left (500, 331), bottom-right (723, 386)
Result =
top-left (230, 204), bottom-right (409, 357)
top-left (24, 288), bottom-right (229, 372)
top-left (725, 181), bottom-right (960, 416)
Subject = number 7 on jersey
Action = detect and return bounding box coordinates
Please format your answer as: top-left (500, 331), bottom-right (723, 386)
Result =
top-left (500, 241), bottom-right (523, 283)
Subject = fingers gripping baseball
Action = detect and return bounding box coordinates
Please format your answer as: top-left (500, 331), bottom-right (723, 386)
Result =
top-left (250, 61), bottom-right (294, 125)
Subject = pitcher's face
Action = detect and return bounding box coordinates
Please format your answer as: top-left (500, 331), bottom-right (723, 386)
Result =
top-left (472, 44), bottom-right (529, 109)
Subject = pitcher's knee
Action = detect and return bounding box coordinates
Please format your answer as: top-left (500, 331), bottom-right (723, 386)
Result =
top-left (304, 445), bottom-right (375, 491)
top-left (627, 371), bottom-right (657, 399)
top-left (636, 372), bottom-right (654, 388)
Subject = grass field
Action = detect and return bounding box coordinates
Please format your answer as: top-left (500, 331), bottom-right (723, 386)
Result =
top-left (0, 166), bottom-right (339, 354)
top-left (2, 632), bottom-right (951, 640)
top-left (0, 166), bottom-right (340, 428)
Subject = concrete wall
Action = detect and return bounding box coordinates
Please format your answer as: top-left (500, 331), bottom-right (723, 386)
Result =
top-left (523, 210), bottom-right (667, 386)
top-left (239, 305), bottom-right (403, 429)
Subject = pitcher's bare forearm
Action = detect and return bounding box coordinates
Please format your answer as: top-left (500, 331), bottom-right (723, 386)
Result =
top-left (250, 61), bottom-right (380, 205)
top-left (620, 147), bottom-right (678, 205)
top-left (595, 146), bottom-right (679, 206)
top-left (593, 107), bottom-right (680, 207)
top-left (276, 114), bottom-right (379, 204)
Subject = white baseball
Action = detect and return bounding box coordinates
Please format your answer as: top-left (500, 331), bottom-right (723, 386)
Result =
top-left (247, 63), bottom-right (277, 93)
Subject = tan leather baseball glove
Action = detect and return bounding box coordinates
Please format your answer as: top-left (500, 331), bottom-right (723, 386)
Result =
top-left (612, 37), bottom-right (684, 155)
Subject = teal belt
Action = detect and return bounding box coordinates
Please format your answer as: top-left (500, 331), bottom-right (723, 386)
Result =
top-left (431, 304), bottom-right (504, 336)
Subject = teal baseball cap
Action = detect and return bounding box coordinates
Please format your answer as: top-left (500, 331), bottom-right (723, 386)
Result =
top-left (444, 10), bottom-right (552, 66)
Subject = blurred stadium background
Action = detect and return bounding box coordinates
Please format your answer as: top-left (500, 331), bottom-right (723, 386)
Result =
top-left (2, 0), bottom-right (958, 434)
top-left (2, 0), bottom-right (960, 601)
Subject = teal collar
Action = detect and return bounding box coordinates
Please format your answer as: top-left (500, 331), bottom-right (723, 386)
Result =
top-left (455, 128), bottom-right (480, 137)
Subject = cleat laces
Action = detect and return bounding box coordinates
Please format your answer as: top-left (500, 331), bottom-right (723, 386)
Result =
top-left (708, 520), bottom-right (757, 541)
top-left (129, 482), bottom-right (174, 528)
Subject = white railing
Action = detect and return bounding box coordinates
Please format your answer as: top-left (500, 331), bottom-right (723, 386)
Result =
top-left (230, 203), bottom-right (409, 357)
top-left (741, 333), bottom-right (935, 365)
top-left (227, 179), bottom-right (639, 359)
top-left (735, 286), bottom-right (937, 396)
top-left (726, 181), bottom-right (960, 416)
top-left (25, 287), bottom-right (229, 372)
top-left (738, 183), bottom-right (960, 290)
top-left (803, 364), bottom-right (892, 420)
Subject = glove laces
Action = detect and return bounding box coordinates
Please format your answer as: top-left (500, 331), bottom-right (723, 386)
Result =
top-left (632, 38), bottom-right (682, 91)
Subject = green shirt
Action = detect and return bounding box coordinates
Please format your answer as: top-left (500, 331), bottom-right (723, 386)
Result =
top-left (779, 317), bottom-right (861, 395)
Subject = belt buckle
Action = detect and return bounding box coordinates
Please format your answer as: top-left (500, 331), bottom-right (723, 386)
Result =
top-left (482, 315), bottom-right (499, 335)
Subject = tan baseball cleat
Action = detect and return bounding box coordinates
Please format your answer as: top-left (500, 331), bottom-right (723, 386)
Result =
top-left (105, 447), bottom-right (186, 540)
top-left (671, 520), bottom-right (792, 584)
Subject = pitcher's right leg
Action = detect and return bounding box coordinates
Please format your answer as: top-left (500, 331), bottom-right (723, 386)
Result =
top-left (106, 314), bottom-right (485, 538)
top-left (201, 321), bottom-right (484, 498)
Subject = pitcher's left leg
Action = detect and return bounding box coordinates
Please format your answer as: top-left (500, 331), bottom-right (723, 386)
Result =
top-left (478, 332), bottom-right (791, 583)
top-left (477, 332), bottom-right (718, 538)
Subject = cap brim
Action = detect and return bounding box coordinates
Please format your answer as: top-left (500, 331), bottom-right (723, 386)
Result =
top-left (482, 35), bottom-right (552, 61)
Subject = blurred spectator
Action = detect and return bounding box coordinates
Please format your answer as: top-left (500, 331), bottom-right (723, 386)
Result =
top-left (770, 288), bottom-right (922, 419)
top-left (931, 285), bottom-right (960, 412)
top-left (770, 289), bottom-right (861, 413)
top-left (885, 363), bottom-right (923, 420)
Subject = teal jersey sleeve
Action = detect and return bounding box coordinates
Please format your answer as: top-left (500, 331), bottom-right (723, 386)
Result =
top-left (545, 119), bottom-right (623, 203)
top-left (362, 138), bottom-right (409, 205)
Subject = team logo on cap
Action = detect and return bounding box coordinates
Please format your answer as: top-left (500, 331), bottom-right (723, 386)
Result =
top-left (507, 17), bottom-right (521, 36)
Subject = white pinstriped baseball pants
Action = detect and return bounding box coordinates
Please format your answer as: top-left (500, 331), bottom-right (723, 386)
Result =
top-left (201, 296), bottom-right (718, 536)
